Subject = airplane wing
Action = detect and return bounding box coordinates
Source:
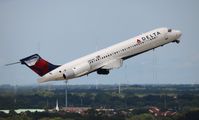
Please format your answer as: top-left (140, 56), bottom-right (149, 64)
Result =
top-left (101, 59), bottom-right (123, 70)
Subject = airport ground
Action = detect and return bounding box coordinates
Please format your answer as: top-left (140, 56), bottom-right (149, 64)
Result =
top-left (0, 84), bottom-right (199, 120)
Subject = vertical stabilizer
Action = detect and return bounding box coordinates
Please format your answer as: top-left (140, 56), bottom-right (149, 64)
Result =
top-left (20, 54), bottom-right (60, 76)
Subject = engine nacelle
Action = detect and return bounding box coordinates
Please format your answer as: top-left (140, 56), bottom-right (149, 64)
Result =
top-left (63, 69), bottom-right (75, 79)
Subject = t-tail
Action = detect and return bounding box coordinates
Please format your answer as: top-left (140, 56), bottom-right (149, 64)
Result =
top-left (20, 54), bottom-right (60, 76)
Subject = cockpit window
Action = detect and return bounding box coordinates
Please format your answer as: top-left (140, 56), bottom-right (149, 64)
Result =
top-left (168, 29), bottom-right (172, 32)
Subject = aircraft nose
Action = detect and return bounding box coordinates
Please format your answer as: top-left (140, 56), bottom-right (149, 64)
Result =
top-left (175, 30), bottom-right (182, 38)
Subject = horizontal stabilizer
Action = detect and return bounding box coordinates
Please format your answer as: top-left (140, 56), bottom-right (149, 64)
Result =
top-left (5, 61), bottom-right (21, 66)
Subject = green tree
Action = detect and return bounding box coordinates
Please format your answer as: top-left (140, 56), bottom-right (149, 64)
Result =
top-left (128, 113), bottom-right (154, 120)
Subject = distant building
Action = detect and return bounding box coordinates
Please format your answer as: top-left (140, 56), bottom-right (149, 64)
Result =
top-left (149, 106), bottom-right (176, 117)
top-left (0, 109), bottom-right (45, 114)
top-left (55, 99), bottom-right (59, 111)
top-left (62, 107), bottom-right (91, 114)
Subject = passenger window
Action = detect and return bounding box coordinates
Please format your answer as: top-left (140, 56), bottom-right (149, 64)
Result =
top-left (168, 29), bottom-right (172, 32)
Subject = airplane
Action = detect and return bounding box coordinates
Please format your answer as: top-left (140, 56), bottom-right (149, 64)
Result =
top-left (7, 27), bottom-right (182, 83)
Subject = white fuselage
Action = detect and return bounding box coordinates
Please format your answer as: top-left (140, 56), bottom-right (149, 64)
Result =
top-left (38, 27), bottom-right (182, 83)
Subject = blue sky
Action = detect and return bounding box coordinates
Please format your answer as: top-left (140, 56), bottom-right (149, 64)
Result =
top-left (0, 0), bottom-right (199, 85)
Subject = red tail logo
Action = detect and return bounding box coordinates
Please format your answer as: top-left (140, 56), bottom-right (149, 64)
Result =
top-left (20, 54), bottom-right (60, 76)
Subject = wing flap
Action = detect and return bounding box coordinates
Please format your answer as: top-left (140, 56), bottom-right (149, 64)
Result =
top-left (101, 59), bottom-right (123, 70)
